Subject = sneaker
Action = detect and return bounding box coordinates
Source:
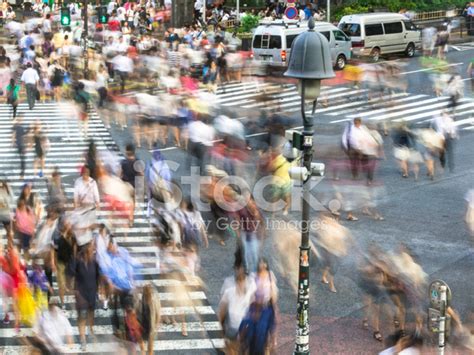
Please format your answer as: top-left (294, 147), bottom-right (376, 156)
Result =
top-left (80, 341), bottom-right (87, 352)
top-left (3, 314), bottom-right (10, 324)
top-left (102, 300), bottom-right (108, 310)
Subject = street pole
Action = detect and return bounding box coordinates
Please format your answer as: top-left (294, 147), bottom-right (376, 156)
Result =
top-left (438, 285), bottom-right (447, 355)
top-left (83, 0), bottom-right (88, 79)
top-left (327, 0), bottom-right (330, 23)
top-left (236, 0), bottom-right (239, 21)
top-left (294, 81), bottom-right (313, 355)
top-left (202, 0), bottom-right (206, 26)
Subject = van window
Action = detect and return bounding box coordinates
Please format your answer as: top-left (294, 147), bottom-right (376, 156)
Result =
top-left (319, 31), bottom-right (330, 42)
top-left (339, 23), bottom-right (361, 37)
top-left (252, 35), bottom-right (282, 49)
top-left (333, 30), bottom-right (349, 41)
top-left (365, 23), bottom-right (384, 36)
top-left (383, 22), bottom-right (403, 34)
top-left (286, 34), bottom-right (298, 48)
top-left (403, 20), bottom-right (417, 31)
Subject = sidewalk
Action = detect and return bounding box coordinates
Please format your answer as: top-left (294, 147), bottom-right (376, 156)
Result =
top-left (276, 313), bottom-right (471, 354)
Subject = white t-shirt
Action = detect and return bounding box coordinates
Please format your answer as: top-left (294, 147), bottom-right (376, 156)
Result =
top-left (34, 308), bottom-right (73, 349)
top-left (188, 121), bottom-right (215, 146)
top-left (21, 67), bottom-right (40, 85)
top-left (220, 278), bottom-right (256, 331)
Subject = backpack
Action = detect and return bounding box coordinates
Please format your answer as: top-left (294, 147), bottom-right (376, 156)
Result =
top-left (53, 67), bottom-right (64, 82)
top-left (182, 213), bottom-right (202, 248)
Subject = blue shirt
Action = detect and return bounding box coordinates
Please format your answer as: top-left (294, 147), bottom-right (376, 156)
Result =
top-left (468, 6), bottom-right (474, 15)
top-left (304, 7), bottom-right (312, 20)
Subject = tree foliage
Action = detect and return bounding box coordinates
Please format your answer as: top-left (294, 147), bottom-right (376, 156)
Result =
top-left (333, 0), bottom-right (466, 21)
top-left (238, 14), bottom-right (261, 33)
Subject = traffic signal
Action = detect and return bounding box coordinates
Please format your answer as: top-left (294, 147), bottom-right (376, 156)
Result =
top-left (97, 6), bottom-right (108, 24)
top-left (60, 7), bottom-right (71, 26)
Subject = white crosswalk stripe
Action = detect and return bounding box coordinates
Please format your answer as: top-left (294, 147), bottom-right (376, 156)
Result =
top-left (0, 102), bottom-right (223, 354)
top-left (212, 82), bottom-right (474, 130)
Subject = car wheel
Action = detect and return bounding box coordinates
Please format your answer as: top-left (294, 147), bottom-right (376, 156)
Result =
top-left (405, 43), bottom-right (415, 57)
top-left (335, 55), bottom-right (346, 70)
top-left (371, 48), bottom-right (381, 62)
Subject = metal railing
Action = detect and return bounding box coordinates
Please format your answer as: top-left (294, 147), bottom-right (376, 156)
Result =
top-left (413, 9), bottom-right (461, 22)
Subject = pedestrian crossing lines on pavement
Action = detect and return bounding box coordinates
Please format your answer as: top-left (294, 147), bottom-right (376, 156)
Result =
top-left (212, 82), bottom-right (474, 131)
top-left (450, 42), bottom-right (474, 51)
top-left (0, 102), bottom-right (224, 354)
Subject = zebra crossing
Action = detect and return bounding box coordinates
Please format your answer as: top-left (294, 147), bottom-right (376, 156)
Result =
top-left (212, 81), bottom-right (474, 131)
top-left (0, 102), bottom-right (224, 353)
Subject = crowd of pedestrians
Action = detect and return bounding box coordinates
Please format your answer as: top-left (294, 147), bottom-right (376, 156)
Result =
top-left (0, 1), bottom-right (472, 354)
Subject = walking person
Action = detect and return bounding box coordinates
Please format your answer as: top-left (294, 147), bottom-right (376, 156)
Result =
top-left (69, 242), bottom-right (99, 351)
top-left (20, 62), bottom-right (40, 110)
top-left (433, 111), bottom-right (458, 173)
top-left (6, 78), bottom-right (20, 118)
top-left (236, 192), bottom-right (264, 274)
top-left (11, 115), bottom-right (27, 179)
top-left (315, 214), bottom-right (352, 294)
top-left (0, 176), bottom-right (14, 236)
top-left (242, 257), bottom-right (279, 354)
top-left (139, 284), bottom-right (161, 355)
top-left (73, 82), bottom-right (91, 138)
top-left (15, 198), bottom-right (36, 261)
top-left (32, 121), bottom-right (49, 178)
top-left (73, 165), bottom-right (101, 228)
top-left (218, 263), bottom-right (257, 355)
top-left (48, 60), bottom-right (65, 102)
top-left (52, 221), bottom-right (75, 309)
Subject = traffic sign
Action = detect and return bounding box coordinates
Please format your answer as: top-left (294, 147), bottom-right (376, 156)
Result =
top-left (285, 7), bottom-right (298, 20)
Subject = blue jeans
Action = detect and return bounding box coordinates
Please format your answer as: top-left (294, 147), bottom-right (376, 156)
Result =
top-left (242, 232), bottom-right (260, 273)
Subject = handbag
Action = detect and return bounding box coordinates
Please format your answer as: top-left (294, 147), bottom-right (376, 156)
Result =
top-left (35, 87), bottom-right (40, 101)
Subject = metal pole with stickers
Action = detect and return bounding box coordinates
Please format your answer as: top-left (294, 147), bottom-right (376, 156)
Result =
top-left (428, 280), bottom-right (452, 355)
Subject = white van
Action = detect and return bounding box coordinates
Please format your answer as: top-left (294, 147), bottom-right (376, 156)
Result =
top-left (338, 13), bottom-right (421, 61)
top-left (252, 20), bottom-right (352, 70)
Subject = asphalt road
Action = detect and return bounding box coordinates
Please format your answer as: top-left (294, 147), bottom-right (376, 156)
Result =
top-left (105, 46), bottom-right (474, 353)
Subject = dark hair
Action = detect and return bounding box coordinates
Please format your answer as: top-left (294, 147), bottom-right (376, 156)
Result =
top-left (9, 78), bottom-right (14, 86)
top-left (26, 62), bottom-right (32, 68)
top-left (125, 143), bottom-right (136, 155)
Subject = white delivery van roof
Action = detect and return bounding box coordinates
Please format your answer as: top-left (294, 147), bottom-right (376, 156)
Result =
top-left (255, 20), bottom-right (339, 36)
top-left (339, 12), bottom-right (407, 24)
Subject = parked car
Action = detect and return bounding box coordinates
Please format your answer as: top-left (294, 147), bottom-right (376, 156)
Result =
top-left (251, 19), bottom-right (352, 70)
top-left (338, 13), bottom-right (421, 61)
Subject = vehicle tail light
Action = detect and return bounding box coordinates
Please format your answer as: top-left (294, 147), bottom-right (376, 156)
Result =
top-left (352, 40), bottom-right (365, 48)
top-left (250, 51), bottom-right (254, 59)
top-left (281, 50), bottom-right (287, 62)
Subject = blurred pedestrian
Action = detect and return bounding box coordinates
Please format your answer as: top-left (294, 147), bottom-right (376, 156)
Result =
top-left (315, 214), bottom-right (352, 293)
top-left (73, 82), bottom-right (91, 138)
top-left (433, 111), bottom-right (458, 173)
top-left (69, 242), bottom-right (99, 351)
top-left (218, 264), bottom-right (256, 355)
top-left (20, 62), bottom-right (40, 110)
top-left (31, 298), bottom-right (74, 353)
top-left (52, 220), bottom-right (75, 309)
top-left (0, 176), bottom-right (14, 235)
top-left (31, 121), bottom-right (48, 178)
top-left (11, 115), bottom-right (27, 179)
top-left (139, 284), bottom-right (161, 355)
top-left (6, 78), bottom-right (20, 118)
top-left (15, 198), bottom-right (36, 261)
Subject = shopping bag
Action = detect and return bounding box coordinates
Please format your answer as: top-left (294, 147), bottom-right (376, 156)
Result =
top-left (17, 284), bottom-right (37, 326)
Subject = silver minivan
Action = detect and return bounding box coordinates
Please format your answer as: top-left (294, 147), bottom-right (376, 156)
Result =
top-left (252, 20), bottom-right (352, 70)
